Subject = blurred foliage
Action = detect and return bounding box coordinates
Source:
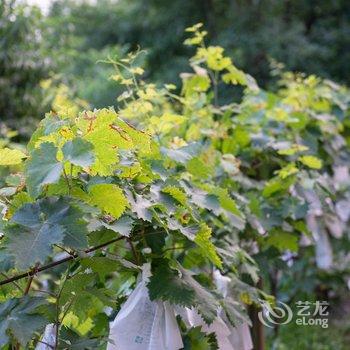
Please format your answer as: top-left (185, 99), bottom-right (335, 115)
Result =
top-left (267, 317), bottom-right (350, 349)
top-left (1, 0), bottom-right (350, 137)
top-left (47, 0), bottom-right (350, 86)
top-left (0, 1), bottom-right (51, 135)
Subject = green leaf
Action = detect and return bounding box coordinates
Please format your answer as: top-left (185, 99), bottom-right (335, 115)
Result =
top-left (277, 144), bottom-right (308, 155)
top-left (59, 327), bottom-right (103, 349)
top-left (161, 142), bottom-right (202, 164)
top-left (187, 157), bottom-right (212, 178)
top-left (183, 326), bottom-right (218, 350)
top-left (162, 186), bottom-right (187, 205)
top-left (5, 197), bottom-right (88, 269)
top-left (263, 176), bottom-right (295, 197)
top-left (25, 142), bottom-right (63, 198)
top-left (190, 189), bottom-right (221, 215)
top-left (0, 148), bottom-right (26, 166)
top-left (266, 230), bottom-right (299, 252)
top-left (81, 257), bottom-right (120, 281)
top-left (211, 187), bottom-right (243, 217)
top-left (148, 260), bottom-right (195, 306)
top-left (89, 184), bottom-right (128, 219)
top-left (101, 215), bottom-right (134, 237)
top-left (60, 273), bottom-right (113, 321)
top-left (126, 190), bottom-right (152, 221)
top-left (0, 248), bottom-right (14, 272)
top-left (0, 296), bottom-right (47, 346)
top-left (6, 192), bottom-right (32, 217)
top-left (298, 155), bottom-right (323, 169)
top-left (194, 224), bottom-right (222, 268)
top-left (277, 163), bottom-right (299, 179)
top-left (62, 137), bottom-right (95, 167)
top-left (5, 224), bottom-right (63, 270)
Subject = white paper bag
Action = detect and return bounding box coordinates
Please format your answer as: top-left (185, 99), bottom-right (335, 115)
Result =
top-left (107, 264), bottom-right (183, 350)
top-left (226, 322), bottom-right (253, 350)
top-left (35, 323), bottom-right (56, 350)
top-left (214, 270), bottom-right (253, 350)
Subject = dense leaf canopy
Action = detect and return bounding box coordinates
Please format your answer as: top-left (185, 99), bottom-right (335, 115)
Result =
top-left (0, 24), bottom-right (349, 348)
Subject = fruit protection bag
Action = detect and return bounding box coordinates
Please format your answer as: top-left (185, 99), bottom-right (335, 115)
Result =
top-left (35, 324), bottom-right (56, 350)
top-left (176, 270), bottom-right (253, 350)
top-left (107, 264), bottom-right (183, 350)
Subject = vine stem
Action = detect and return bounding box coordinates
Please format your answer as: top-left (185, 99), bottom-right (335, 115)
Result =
top-left (62, 168), bottom-right (72, 194)
top-left (0, 236), bottom-right (127, 287)
top-left (0, 273), bottom-right (23, 293)
top-left (127, 238), bottom-right (140, 265)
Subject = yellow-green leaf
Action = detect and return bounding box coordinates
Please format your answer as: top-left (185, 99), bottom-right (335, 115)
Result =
top-left (162, 186), bottom-right (187, 205)
top-left (0, 148), bottom-right (26, 165)
top-left (89, 184), bottom-right (128, 219)
top-left (299, 155), bottom-right (322, 169)
top-left (194, 224), bottom-right (222, 268)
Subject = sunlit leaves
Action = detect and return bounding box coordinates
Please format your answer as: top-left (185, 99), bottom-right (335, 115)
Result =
top-left (299, 155), bottom-right (323, 169)
top-left (162, 186), bottom-right (187, 206)
top-left (89, 183), bottom-right (128, 219)
top-left (194, 224), bottom-right (222, 268)
top-left (277, 163), bottom-right (299, 179)
top-left (77, 109), bottom-right (150, 175)
top-left (0, 148), bottom-right (26, 165)
top-left (187, 157), bottom-right (212, 178)
top-left (2, 23), bottom-right (348, 349)
top-left (148, 113), bottom-right (186, 134)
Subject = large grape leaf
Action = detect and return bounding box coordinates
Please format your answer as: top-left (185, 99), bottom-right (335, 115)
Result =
top-left (79, 109), bottom-right (132, 175)
top-left (25, 142), bottom-right (63, 198)
top-left (0, 296), bottom-right (47, 347)
top-left (89, 184), bottom-right (128, 219)
top-left (4, 197), bottom-right (88, 269)
top-left (62, 137), bottom-right (95, 167)
top-left (148, 261), bottom-right (195, 306)
top-left (0, 248), bottom-right (14, 272)
top-left (5, 224), bottom-right (64, 270)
